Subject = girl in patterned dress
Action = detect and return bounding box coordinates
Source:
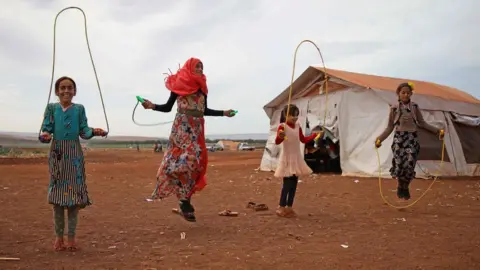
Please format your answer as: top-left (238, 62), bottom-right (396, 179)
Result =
top-left (274, 104), bottom-right (320, 217)
top-left (39, 76), bottom-right (108, 251)
top-left (375, 82), bottom-right (444, 200)
top-left (141, 58), bottom-right (235, 222)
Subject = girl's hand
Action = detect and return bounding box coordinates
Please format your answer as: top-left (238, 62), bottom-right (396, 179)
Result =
top-left (439, 129), bottom-right (445, 140)
top-left (93, 128), bottom-right (108, 137)
top-left (278, 128), bottom-right (286, 139)
top-left (374, 138), bottom-right (382, 148)
top-left (141, 99), bottom-right (155, 110)
top-left (223, 109), bottom-right (235, 117)
top-left (39, 132), bottom-right (52, 143)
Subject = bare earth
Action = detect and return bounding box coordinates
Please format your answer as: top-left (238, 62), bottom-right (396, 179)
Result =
top-left (0, 150), bottom-right (479, 270)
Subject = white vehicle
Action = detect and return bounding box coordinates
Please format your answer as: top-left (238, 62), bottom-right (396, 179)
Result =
top-left (206, 144), bottom-right (216, 152)
top-left (237, 142), bottom-right (255, 151)
top-left (206, 143), bottom-right (224, 152)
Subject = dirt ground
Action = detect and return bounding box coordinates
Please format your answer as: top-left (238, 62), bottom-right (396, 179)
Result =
top-left (0, 150), bottom-right (479, 270)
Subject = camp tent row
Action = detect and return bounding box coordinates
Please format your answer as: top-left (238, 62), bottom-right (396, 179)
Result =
top-left (260, 67), bottom-right (480, 178)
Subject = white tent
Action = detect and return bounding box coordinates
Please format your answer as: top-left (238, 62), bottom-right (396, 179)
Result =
top-left (260, 67), bottom-right (480, 178)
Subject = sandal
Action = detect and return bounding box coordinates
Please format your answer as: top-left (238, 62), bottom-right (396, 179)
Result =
top-left (53, 238), bottom-right (66, 252)
top-left (218, 210), bottom-right (239, 217)
top-left (253, 204), bottom-right (269, 211)
top-left (246, 202), bottom-right (256, 209)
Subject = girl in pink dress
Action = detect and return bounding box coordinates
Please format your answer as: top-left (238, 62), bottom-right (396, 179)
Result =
top-left (274, 104), bottom-right (320, 217)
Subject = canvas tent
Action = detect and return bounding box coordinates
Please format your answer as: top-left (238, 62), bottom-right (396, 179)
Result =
top-left (260, 67), bottom-right (480, 178)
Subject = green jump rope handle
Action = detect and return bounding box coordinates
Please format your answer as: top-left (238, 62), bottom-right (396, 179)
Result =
top-left (136, 96), bottom-right (145, 103)
top-left (229, 110), bottom-right (238, 116)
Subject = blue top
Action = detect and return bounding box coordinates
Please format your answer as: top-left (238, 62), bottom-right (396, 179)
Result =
top-left (41, 103), bottom-right (94, 140)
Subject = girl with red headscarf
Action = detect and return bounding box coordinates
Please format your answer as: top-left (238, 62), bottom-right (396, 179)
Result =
top-left (141, 58), bottom-right (236, 222)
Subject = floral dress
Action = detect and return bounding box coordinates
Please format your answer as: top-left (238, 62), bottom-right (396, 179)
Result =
top-left (151, 91), bottom-right (223, 200)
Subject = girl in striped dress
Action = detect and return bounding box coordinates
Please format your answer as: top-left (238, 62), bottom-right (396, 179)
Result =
top-left (39, 76), bottom-right (107, 251)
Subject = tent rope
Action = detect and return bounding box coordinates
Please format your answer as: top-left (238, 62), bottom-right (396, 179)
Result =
top-left (285, 40), bottom-right (329, 138)
top-left (39, 6), bottom-right (109, 137)
top-left (375, 131), bottom-right (446, 209)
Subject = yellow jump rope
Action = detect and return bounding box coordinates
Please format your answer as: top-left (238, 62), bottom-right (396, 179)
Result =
top-left (375, 130), bottom-right (446, 209)
top-left (284, 40), bottom-right (328, 141)
top-left (285, 40), bottom-right (446, 209)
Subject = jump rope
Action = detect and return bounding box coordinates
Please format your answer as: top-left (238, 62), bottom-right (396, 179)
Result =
top-left (132, 65), bottom-right (238, 126)
top-left (285, 40), bottom-right (446, 209)
top-left (375, 117), bottom-right (446, 209)
top-left (39, 6), bottom-right (110, 137)
top-left (132, 95), bottom-right (238, 127)
top-left (132, 95), bottom-right (175, 126)
top-left (42, 7), bottom-right (238, 129)
top-left (43, 6), bottom-right (446, 209)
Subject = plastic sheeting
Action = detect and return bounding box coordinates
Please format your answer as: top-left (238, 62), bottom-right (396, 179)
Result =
top-left (450, 112), bottom-right (480, 126)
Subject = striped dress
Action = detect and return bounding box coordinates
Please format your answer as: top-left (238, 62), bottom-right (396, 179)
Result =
top-left (41, 103), bottom-right (94, 208)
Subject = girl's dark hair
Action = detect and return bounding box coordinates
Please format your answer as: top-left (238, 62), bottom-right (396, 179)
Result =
top-left (55, 76), bottom-right (77, 92)
top-left (279, 104), bottom-right (300, 123)
top-left (396, 82), bottom-right (413, 94)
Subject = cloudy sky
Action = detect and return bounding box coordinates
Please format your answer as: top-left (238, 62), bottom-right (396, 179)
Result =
top-left (0, 0), bottom-right (478, 137)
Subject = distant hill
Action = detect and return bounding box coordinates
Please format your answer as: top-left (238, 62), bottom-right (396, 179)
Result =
top-left (0, 134), bottom-right (38, 144)
top-left (0, 131), bottom-right (162, 141)
top-left (0, 131), bottom-right (164, 146)
top-left (206, 133), bottom-right (268, 140)
top-left (0, 131), bottom-right (269, 146)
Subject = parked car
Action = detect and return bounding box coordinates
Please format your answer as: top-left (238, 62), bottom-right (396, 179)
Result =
top-left (237, 142), bottom-right (255, 151)
top-left (206, 144), bottom-right (224, 152)
top-left (206, 144), bottom-right (216, 152)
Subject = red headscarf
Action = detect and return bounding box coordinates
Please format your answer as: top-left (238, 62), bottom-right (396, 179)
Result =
top-left (165, 57), bottom-right (208, 96)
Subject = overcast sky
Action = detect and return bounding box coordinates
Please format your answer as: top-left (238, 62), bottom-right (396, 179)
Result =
top-left (0, 0), bottom-right (478, 137)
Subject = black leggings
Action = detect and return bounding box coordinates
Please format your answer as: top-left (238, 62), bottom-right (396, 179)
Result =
top-left (279, 175), bottom-right (299, 207)
top-left (398, 177), bottom-right (412, 189)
